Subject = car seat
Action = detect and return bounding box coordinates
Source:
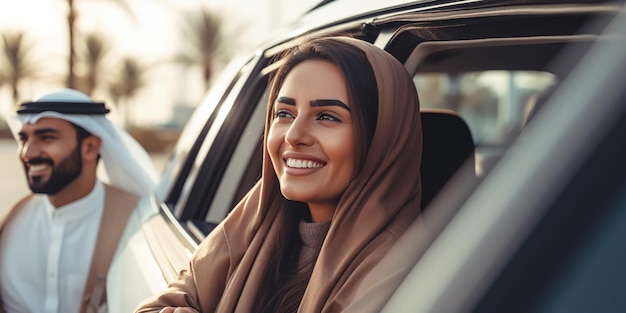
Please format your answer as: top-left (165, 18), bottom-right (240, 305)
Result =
top-left (420, 109), bottom-right (475, 210)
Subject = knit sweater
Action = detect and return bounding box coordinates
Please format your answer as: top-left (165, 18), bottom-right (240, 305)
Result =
top-left (298, 220), bottom-right (331, 273)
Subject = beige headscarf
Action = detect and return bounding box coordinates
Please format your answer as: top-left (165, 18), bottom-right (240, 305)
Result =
top-left (135, 36), bottom-right (422, 313)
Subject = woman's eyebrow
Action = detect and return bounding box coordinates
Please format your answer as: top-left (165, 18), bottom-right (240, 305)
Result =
top-left (276, 97), bottom-right (351, 112)
top-left (276, 96), bottom-right (295, 105)
top-left (310, 99), bottom-right (351, 112)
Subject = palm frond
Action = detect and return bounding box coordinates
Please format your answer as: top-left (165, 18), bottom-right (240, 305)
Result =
top-left (176, 7), bottom-right (223, 88)
top-left (0, 31), bottom-right (38, 104)
top-left (78, 32), bottom-right (111, 95)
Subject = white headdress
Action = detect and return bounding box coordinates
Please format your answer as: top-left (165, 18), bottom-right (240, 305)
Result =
top-left (8, 89), bottom-right (158, 196)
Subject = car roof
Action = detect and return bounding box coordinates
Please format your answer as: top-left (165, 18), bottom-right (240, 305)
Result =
top-left (255, 0), bottom-right (618, 55)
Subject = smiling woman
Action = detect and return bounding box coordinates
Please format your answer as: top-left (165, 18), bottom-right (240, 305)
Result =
top-left (268, 60), bottom-right (355, 223)
top-left (135, 36), bottom-right (423, 313)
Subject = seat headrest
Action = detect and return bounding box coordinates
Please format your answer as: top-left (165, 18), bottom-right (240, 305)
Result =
top-left (420, 109), bottom-right (475, 210)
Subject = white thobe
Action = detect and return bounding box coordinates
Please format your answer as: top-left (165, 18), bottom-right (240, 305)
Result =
top-left (0, 181), bottom-right (105, 313)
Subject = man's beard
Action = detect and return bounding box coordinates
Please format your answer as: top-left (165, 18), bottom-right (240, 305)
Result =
top-left (25, 144), bottom-right (83, 195)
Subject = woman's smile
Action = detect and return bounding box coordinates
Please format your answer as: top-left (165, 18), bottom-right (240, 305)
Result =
top-left (285, 158), bottom-right (324, 169)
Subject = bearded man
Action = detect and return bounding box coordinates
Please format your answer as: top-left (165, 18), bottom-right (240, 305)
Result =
top-left (0, 89), bottom-right (158, 313)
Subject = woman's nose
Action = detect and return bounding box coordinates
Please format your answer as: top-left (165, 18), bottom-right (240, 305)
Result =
top-left (284, 116), bottom-right (314, 147)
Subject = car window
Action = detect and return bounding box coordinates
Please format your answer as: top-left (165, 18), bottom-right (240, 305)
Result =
top-left (177, 65), bottom-right (270, 241)
top-left (186, 91), bottom-right (267, 241)
top-left (159, 54), bottom-right (265, 227)
top-left (416, 71), bottom-right (557, 145)
top-left (414, 70), bottom-right (558, 176)
top-left (202, 92), bottom-right (267, 224)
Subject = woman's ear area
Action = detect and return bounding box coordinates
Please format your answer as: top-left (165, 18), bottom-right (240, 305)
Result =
top-left (81, 135), bottom-right (102, 161)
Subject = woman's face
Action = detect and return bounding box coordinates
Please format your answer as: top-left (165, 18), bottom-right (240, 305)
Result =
top-left (267, 60), bottom-right (355, 223)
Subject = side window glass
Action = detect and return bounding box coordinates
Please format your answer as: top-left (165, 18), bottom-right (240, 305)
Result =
top-left (157, 55), bottom-right (255, 205)
top-left (166, 57), bottom-right (259, 220)
top-left (202, 91), bottom-right (268, 224)
top-left (415, 71), bottom-right (557, 144)
top-left (184, 81), bottom-right (268, 241)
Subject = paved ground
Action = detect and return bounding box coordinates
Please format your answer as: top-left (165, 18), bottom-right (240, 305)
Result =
top-left (0, 138), bottom-right (169, 218)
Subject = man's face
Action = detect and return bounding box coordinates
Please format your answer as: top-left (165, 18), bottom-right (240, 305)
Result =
top-left (18, 118), bottom-right (84, 195)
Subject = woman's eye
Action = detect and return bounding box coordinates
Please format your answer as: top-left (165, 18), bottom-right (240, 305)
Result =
top-left (318, 113), bottom-right (340, 122)
top-left (274, 110), bottom-right (293, 119)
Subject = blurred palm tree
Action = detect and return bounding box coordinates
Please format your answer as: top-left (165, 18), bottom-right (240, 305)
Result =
top-left (0, 67), bottom-right (5, 92)
top-left (78, 32), bottom-right (110, 96)
top-left (176, 8), bottom-right (222, 90)
top-left (0, 32), bottom-right (37, 105)
top-left (67, 0), bottom-right (77, 88)
top-left (108, 57), bottom-right (146, 127)
top-left (66, 0), bottom-right (133, 89)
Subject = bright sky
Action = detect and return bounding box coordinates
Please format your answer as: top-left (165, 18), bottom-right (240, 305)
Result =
top-left (0, 0), bottom-right (318, 127)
